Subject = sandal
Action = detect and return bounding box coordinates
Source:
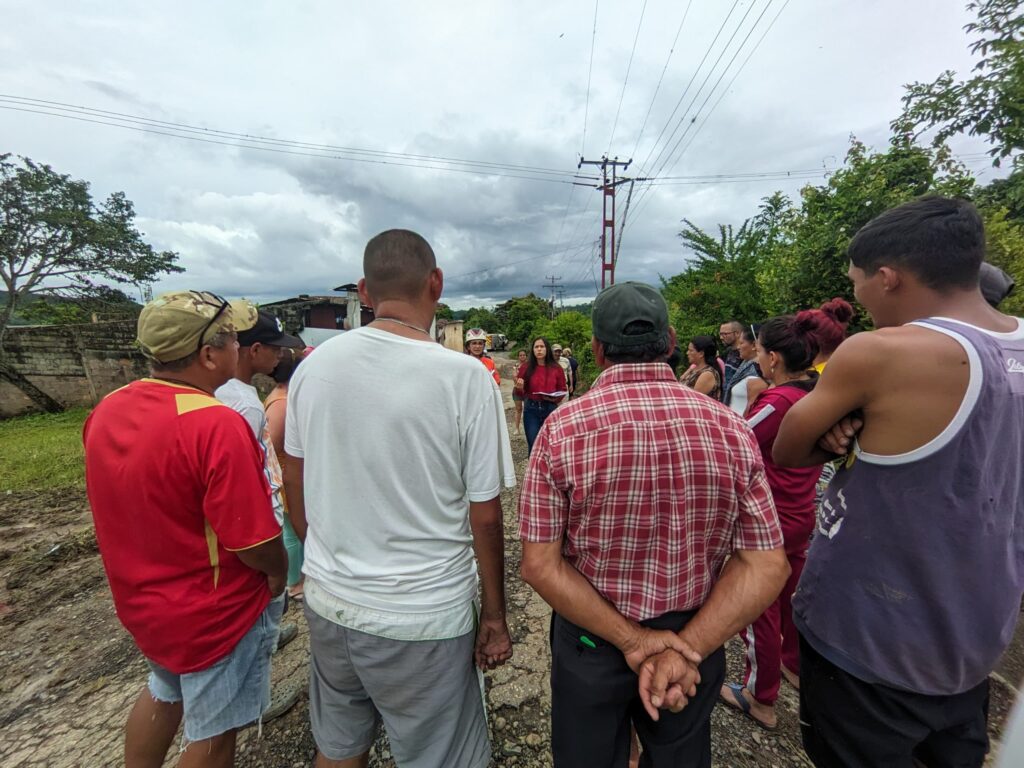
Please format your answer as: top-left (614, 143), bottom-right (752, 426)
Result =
top-left (719, 683), bottom-right (777, 731)
top-left (263, 681), bottom-right (301, 722)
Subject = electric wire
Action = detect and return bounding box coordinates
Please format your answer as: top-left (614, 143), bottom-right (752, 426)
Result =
top-left (605, 0), bottom-right (648, 155)
top-left (0, 96), bottom-right (594, 184)
top-left (636, 0), bottom-right (741, 177)
top-left (580, 0), bottom-right (600, 158)
top-left (629, 0), bottom-right (694, 164)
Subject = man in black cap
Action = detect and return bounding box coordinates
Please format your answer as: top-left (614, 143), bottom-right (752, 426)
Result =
top-left (518, 281), bottom-right (788, 768)
top-left (215, 309), bottom-right (304, 683)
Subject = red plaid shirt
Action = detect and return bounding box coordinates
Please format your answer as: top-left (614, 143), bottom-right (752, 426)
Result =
top-left (518, 362), bottom-right (782, 622)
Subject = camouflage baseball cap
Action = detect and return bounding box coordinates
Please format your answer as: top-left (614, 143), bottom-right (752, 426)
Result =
top-left (137, 290), bottom-right (258, 363)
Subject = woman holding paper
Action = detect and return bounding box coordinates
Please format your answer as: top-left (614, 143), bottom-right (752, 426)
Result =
top-left (516, 336), bottom-right (566, 454)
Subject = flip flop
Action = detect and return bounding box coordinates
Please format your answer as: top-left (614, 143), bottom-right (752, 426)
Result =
top-left (719, 683), bottom-right (777, 731)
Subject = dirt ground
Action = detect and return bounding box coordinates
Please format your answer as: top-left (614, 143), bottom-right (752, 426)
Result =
top-left (1, 366), bottom-right (1021, 766)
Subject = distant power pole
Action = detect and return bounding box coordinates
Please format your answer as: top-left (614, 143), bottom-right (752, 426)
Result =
top-left (579, 155), bottom-right (632, 289)
top-left (543, 275), bottom-right (562, 319)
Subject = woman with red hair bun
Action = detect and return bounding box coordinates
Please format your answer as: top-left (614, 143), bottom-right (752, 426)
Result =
top-left (798, 297), bottom-right (854, 373)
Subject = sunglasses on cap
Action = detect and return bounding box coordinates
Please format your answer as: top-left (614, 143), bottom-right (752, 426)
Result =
top-left (190, 290), bottom-right (230, 354)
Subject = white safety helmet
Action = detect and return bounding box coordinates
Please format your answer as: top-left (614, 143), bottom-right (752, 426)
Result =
top-left (465, 327), bottom-right (487, 343)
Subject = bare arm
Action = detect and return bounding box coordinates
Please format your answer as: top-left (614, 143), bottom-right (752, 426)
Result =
top-left (233, 535), bottom-right (288, 597)
top-left (281, 452), bottom-right (308, 542)
top-left (694, 370), bottom-right (718, 397)
top-left (773, 333), bottom-right (875, 467)
top-left (638, 547), bottom-right (789, 717)
top-left (470, 496), bottom-right (513, 670)
top-left (521, 540), bottom-right (702, 672)
top-left (265, 399), bottom-right (286, 459)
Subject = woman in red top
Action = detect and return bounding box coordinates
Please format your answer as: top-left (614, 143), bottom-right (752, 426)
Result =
top-left (720, 314), bottom-right (823, 730)
top-left (516, 337), bottom-right (566, 454)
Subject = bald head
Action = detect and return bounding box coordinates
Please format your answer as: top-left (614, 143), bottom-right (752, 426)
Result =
top-left (363, 229), bottom-right (437, 303)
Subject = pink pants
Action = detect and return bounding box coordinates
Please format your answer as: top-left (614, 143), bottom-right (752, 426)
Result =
top-left (740, 545), bottom-right (806, 706)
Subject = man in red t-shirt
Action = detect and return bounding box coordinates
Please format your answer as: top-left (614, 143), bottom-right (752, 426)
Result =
top-left (83, 290), bottom-right (288, 768)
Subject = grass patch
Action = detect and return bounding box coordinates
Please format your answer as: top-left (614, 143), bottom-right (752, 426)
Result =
top-left (0, 408), bottom-right (89, 491)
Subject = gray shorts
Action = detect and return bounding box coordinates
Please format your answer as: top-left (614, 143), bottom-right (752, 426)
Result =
top-left (305, 602), bottom-right (490, 767)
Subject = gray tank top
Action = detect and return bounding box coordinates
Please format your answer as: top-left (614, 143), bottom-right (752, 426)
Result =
top-left (793, 316), bottom-right (1024, 695)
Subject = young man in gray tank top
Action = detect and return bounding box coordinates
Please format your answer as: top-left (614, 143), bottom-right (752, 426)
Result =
top-left (772, 196), bottom-right (1024, 768)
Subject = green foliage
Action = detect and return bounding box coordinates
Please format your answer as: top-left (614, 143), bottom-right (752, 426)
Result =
top-left (462, 306), bottom-right (499, 332)
top-left (761, 138), bottom-right (974, 328)
top-left (15, 286), bottom-right (140, 325)
top-left (895, 0), bottom-right (1024, 167)
top-left (435, 302), bottom-right (454, 321)
top-left (0, 154), bottom-right (181, 343)
top-left (661, 195), bottom-right (786, 343)
top-left (495, 294), bottom-right (550, 345)
top-left (0, 407), bottom-right (89, 490)
top-left (981, 206), bottom-right (1024, 314)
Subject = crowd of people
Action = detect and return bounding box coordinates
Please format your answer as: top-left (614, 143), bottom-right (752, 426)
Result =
top-left (80, 195), bottom-right (1024, 768)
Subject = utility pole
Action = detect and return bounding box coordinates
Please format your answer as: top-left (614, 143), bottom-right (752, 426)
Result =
top-left (579, 155), bottom-right (631, 289)
top-left (543, 275), bottom-right (562, 319)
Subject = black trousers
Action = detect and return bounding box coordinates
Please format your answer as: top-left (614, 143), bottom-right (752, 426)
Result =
top-left (550, 611), bottom-right (726, 768)
top-left (799, 634), bottom-right (990, 768)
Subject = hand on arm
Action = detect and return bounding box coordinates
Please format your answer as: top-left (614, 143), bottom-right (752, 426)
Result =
top-left (281, 452), bottom-right (308, 542)
top-left (773, 333), bottom-right (874, 467)
top-left (470, 496), bottom-right (513, 670)
top-left (521, 540), bottom-right (702, 675)
top-left (638, 547), bottom-right (789, 719)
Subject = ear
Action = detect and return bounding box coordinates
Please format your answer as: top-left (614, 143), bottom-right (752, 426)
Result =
top-left (878, 266), bottom-right (901, 292)
top-left (429, 267), bottom-right (444, 302)
top-left (198, 345), bottom-right (218, 371)
top-left (357, 277), bottom-right (372, 307)
top-left (591, 336), bottom-right (607, 368)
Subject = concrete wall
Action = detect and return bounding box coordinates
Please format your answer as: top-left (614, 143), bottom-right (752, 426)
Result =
top-left (0, 320), bottom-right (149, 418)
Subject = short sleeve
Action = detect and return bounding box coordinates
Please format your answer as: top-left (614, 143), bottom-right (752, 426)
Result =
top-left (199, 411), bottom-right (281, 551)
top-left (746, 391), bottom-right (785, 453)
top-left (462, 366), bottom-right (505, 501)
top-left (517, 427), bottom-right (569, 542)
top-left (729, 427), bottom-right (783, 551)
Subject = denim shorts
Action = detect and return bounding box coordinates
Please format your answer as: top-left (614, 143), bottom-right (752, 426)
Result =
top-left (146, 593), bottom-right (285, 743)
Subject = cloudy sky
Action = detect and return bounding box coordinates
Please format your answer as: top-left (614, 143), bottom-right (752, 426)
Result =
top-left (0, 0), bottom-right (996, 309)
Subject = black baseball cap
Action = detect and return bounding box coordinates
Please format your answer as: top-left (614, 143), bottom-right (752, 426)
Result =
top-left (237, 310), bottom-right (302, 348)
top-left (592, 281), bottom-right (669, 347)
top-left (979, 262), bottom-right (1015, 308)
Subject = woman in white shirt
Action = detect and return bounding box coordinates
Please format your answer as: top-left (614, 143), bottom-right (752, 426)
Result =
top-left (724, 326), bottom-right (766, 416)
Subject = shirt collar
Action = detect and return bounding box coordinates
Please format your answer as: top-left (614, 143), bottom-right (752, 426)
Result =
top-left (591, 361), bottom-right (677, 390)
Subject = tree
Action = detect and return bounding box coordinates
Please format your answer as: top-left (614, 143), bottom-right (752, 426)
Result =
top-left (15, 286), bottom-right (141, 326)
top-left (495, 294), bottom-right (550, 346)
top-left (661, 196), bottom-right (784, 344)
top-left (462, 306), bottom-right (500, 333)
top-left (762, 138), bottom-right (974, 325)
top-left (895, 0), bottom-right (1024, 167)
top-left (0, 154), bottom-right (182, 411)
top-left (434, 302), bottom-right (454, 321)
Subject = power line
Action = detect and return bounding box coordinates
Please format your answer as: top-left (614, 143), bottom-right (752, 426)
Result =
top-left (629, 0), bottom-right (695, 163)
top-left (636, 0), bottom-right (742, 176)
top-left (0, 96), bottom-right (598, 185)
top-left (650, 0), bottom-right (778, 182)
top-left (670, 0), bottom-right (791, 170)
top-left (642, 0), bottom-right (764, 181)
top-left (606, 0), bottom-right (649, 155)
top-left (580, 0), bottom-right (600, 158)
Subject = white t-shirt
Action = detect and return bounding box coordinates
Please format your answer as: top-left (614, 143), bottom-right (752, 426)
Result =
top-left (285, 327), bottom-right (515, 638)
top-left (215, 377), bottom-right (285, 525)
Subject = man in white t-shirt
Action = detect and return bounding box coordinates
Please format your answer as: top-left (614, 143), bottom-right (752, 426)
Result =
top-left (214, 308), bottom-right (303, 689)
top-left (284, 229), bottom-right (516, 768)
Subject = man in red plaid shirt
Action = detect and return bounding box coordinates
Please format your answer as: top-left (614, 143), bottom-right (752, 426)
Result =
top-left (519, 282), bottom-right (789, 768)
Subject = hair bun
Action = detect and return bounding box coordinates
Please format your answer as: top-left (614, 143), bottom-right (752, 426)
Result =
top-left (820, 298), bottom-right (854, 326)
